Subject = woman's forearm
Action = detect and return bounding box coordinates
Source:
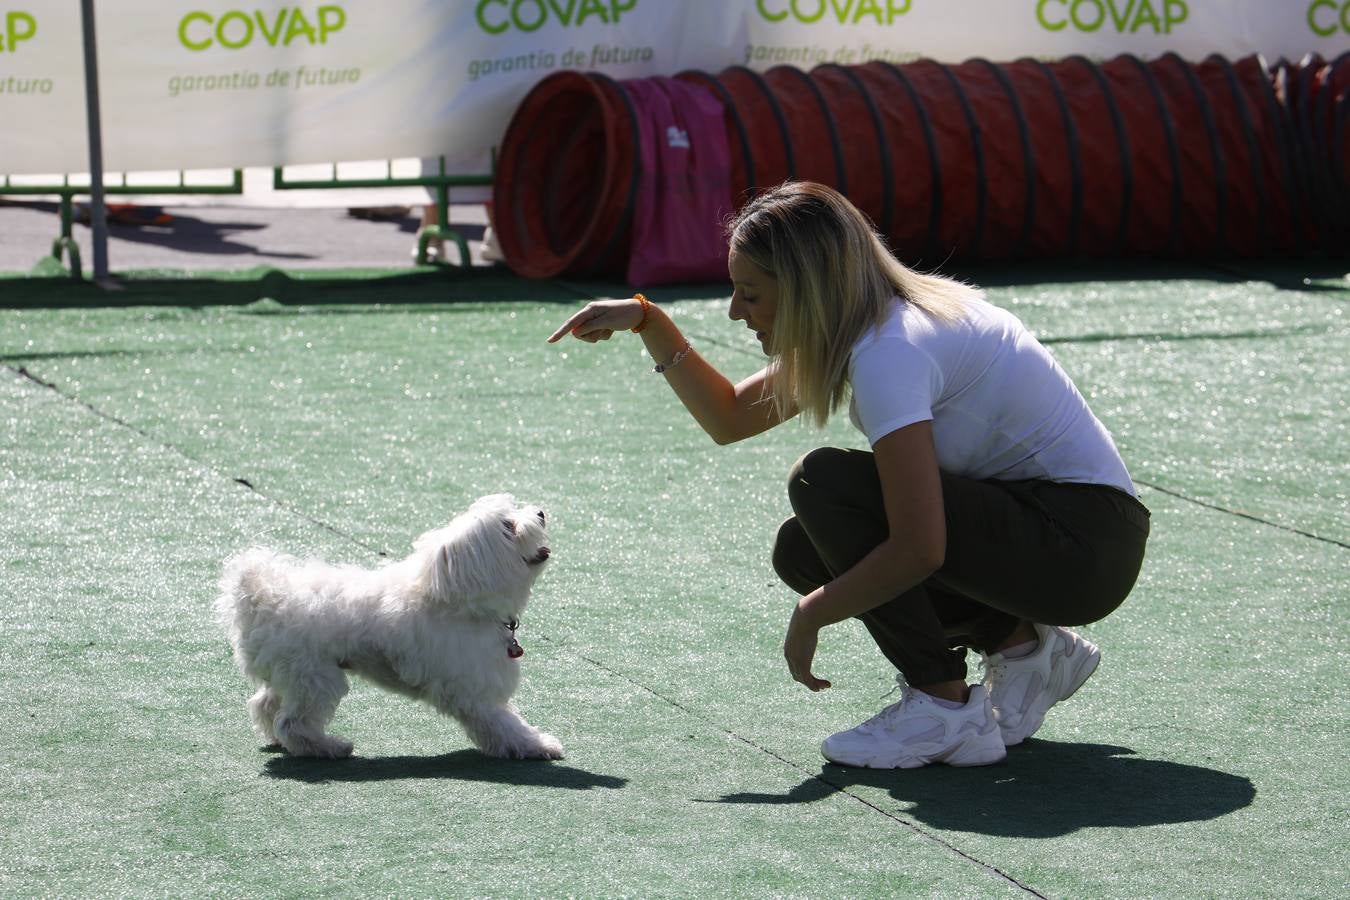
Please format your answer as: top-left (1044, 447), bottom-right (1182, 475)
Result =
top-left (639, 305), bottom-right (777, 445)
top-left (799, 538), bottom-right (941, 629)
top-left (783, 537), bottom-right (939, 691)
top-left (549, 296), bottom-right (782, 444)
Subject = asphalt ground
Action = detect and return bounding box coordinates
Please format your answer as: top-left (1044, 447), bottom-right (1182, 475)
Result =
top-left (0, 198), bottom-right (492, 273)
top-left (0, 216), bottom-right (1347, 896)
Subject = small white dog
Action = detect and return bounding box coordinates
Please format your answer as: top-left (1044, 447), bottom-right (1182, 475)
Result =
top-left (215, 494), bottom-right (562, 761)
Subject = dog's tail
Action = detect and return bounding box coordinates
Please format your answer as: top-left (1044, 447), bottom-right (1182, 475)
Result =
top-left (215, 547), bottom-right (285, 648)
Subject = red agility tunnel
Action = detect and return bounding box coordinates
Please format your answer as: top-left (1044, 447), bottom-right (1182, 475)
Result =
top-left (494, 54), bottom-right (1349, 282)
top-left (1277, 51), bottom-right (1350, 251)
top-left (494, 70), bottom-right (732, 282)
top-left (492, 70), bottom-right (640, 279)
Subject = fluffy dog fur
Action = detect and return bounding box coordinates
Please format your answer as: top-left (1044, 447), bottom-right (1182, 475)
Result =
top-left (215, 494), bottom-right (562, 760)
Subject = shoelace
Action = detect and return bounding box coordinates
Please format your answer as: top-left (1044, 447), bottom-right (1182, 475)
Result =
top-left (978, 652), bottom-right (1006, 686)
top-left (859, 679), bottom-right (917, 731)
top-left (879, 673), bottom-right (905, 702)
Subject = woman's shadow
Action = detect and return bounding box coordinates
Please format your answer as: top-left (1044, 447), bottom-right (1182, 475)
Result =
top-left (704, 740), bottom-right (1255, 838)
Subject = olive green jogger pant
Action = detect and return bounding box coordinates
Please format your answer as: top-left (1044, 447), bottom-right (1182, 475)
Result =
top-left (772, 447), bottom-right (1151, 686)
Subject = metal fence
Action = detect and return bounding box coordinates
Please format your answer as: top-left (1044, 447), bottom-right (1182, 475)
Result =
top-left (2, 171), bottom-right (243, 281)
top-left (3, 159), bottom-right (494, 281)
top-left (271, 158), bottom-right (493, 267)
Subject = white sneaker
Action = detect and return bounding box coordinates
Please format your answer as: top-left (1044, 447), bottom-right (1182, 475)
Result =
top-left (820, 683), bottom-right (1006, 769)
top-left (481, 225), bottom-right (504, 263)
top-left (982, 624), bottom-right (1101, 747)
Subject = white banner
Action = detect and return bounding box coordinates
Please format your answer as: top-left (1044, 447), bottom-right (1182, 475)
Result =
top-left (741, 1), bottom-right (1350, 67)
top-left (1, 4), bottom-right (87, 174)
top-left (2, 1), bottom-right (1347, 178)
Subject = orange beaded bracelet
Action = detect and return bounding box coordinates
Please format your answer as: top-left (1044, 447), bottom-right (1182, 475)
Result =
top-left (631, 293), bottom-right (651, 333)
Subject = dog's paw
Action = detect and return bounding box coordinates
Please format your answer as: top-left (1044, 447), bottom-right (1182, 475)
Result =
top-left (284, 735), bottom-right (354, 760)
top-left (526, 732), bottom-right (565, 761)
top-left (321, 737), bottom-right (356, 759)
top-left (487, 732), bottom-right (564, 760)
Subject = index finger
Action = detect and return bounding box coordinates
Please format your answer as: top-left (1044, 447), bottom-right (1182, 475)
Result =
top-left (546, 306), bottom-right (598, 343)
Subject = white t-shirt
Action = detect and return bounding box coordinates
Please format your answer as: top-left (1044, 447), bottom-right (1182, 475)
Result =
top-left (847, 296), bottom-right (1137, 496)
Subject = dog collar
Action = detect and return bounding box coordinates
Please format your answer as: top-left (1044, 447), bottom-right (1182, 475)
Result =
top-left (504, 618), bottom-right (524, 659)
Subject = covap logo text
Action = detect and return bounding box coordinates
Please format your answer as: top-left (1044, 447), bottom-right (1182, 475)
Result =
top-left (1035, 0), bottom-right (1187, 34)
top-left (0, 10), bottom-right (35, 52)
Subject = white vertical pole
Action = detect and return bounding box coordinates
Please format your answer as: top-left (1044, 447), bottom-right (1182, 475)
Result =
top-left (79, 0), bottom-right (111, 284)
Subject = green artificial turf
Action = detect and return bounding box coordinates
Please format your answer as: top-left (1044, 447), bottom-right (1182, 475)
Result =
top-left (1, 262), bottom-right (1346, 897)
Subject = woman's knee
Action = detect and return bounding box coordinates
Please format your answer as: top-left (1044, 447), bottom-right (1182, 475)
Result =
top-left (772, 517), bottom-right (823, 596)
top-left (786, 446), bottom-right (855, 514)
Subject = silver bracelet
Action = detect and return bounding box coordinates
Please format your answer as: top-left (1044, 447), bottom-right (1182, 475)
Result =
top-left (653, 341), bottom-right (692, 374)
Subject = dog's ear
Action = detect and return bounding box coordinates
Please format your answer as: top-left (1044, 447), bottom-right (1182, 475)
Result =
top-left (414, 506), bottom-right (527, 611)
top-left (422, 528), bottom-right (495, 605)
top-left (426, 543), bottom-right (457, 603)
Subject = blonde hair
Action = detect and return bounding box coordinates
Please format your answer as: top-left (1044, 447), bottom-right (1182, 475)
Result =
top-left (727, 181), bottom-right (979, 427)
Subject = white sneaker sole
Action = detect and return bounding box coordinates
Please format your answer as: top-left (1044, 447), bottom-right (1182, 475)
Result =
top-left (822, 738), bottom-right (1007, 769)
top-left (821, 720), bottom-right (1008, 769)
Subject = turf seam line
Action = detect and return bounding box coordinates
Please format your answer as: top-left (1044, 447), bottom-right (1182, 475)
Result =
top-left (5, 362), bottom-right (387, 557)
top-left (1137, 479), bottom-right (1349, 549)
top-left (642, 330), bottom-right (1347, 551)
top-left (9, 356), bottom-right (1022, 895)
top-left (547, 638), bottom-right (1046, 898)
top-left (13, 356), bottom-right (1341, 581)
top-left (9, 345), bottom-right (1328, 892)
top-left (1040, 323), bottom-right (1337, 345)
top-left (666, 330), bottom-right (1347, 552)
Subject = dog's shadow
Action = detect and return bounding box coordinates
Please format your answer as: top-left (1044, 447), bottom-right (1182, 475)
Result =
top-left (700, 741), bottom-right (1255, 838)
top-left (262, 748), bottom-right (626, 791)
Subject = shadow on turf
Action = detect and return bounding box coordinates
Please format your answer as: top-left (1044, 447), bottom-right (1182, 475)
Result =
top-left (1, 266), bottom-right (579, 309)
top-left (7, 258), bottom-right (1344, 311)
top-left (704, 740), bottom-right (1255, 837)
top-left (262, 748), bottom-right (627, 791)
top-left (953, 258), bottom-right (1350, 295)
top-left (0, 265), bottom-right (734, 310)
